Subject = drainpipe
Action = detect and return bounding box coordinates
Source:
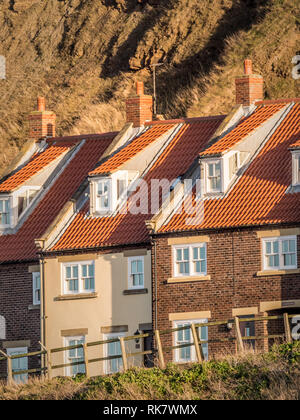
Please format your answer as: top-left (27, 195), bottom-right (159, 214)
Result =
top-left (231, 231), bottom-right (236, 309)
top-left (35, 239), bottom-right (46, 370)
top-left (153, 238), bottom-right (158, 331)
top-left (40, 252), bottom-right (46, 348)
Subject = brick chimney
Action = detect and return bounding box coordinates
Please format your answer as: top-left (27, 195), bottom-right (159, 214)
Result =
top-left (126, 81), bottom-right (153, 127)
top-left (235, 59), bottom-right (264, 106)
top-left (28, 97), bottom-right (56, 142)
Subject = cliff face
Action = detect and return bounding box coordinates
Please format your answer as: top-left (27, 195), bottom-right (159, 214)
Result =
top-left (0, 0), bottom-right (299, 172)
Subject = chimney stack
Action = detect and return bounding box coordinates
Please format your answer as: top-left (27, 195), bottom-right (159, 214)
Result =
top-left (28, 97), bottom-right (56, 142)
top-left (126, 81), bottom-right (153, 128)
top-left (235, 59), bottom-right (264, 106)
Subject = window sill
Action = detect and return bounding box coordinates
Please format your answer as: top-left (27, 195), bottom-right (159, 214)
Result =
top-left (123, 288), bottom-right (148, 295)
top-left (28, 304), bottom-right (40, 310)
top-left (256, 269), bottom-right (300, 277)
top-left (54, 292), bottom-right (98, 301)
top-left (167, 275), bottom-right (211, 283)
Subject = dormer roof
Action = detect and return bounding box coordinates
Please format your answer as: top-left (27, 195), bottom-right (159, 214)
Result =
top-left (159, 101), bottom-right (300, 233)
top-left (0, 133), bottom-right (115, 262)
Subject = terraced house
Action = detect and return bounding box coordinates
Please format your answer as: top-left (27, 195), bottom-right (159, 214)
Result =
top-left (0, 98), bottom-right (122, 380)
top-left (0, 60), bottom-right (299, 380)
top-left (147, 62), bottom-right (300, 362)
top-left (38, 85), bottom-right (224, 377)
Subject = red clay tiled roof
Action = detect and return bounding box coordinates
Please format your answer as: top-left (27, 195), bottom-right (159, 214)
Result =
top-left (201, 103), bottom-right (286, 156)
top-left (0, 142), bottom-right (76, 193)
top-left (89, 124), bottom-right (175, 176)
top-left (159, 102), bottom-right (300, 233)
top-left (0, 133), bottom-right (115, 262)
top-left (51, 117), bottom-right (225, 251)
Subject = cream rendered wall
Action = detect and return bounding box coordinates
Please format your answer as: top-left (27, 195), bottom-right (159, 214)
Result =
top-left (44, 250), bottom-right (152, 377)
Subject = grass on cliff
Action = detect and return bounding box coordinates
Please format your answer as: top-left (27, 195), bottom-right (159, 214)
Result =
top-left (0, 342), bottom-right (299, 400)
top-left (0, 0), bottom-right (299, 175)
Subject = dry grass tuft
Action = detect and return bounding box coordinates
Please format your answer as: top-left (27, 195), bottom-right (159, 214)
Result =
top-left (0, 0), bottom-right (299, 174)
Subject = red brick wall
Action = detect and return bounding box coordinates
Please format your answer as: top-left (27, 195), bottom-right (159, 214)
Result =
top-left (152, 228), bottom-right (300, 360)
top-left (0, 262), bottom-right (41, 377)
top-left (235, 75), bottom-right (264, 106)
top-left (28, 112), bottom-right (56, 141)
top-left (126, 95), bottom-right (153, 127)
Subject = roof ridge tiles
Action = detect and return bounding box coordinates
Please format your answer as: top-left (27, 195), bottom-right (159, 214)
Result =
top-left (47, 132), bottom-right (118, 143)
top-left (146, 115), bottom-right (225, 126)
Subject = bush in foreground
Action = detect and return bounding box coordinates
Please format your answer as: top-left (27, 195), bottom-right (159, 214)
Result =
top-left (0, 342), bottom-right (299, 400)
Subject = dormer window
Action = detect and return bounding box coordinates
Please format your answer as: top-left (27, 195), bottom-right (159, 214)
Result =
top-left (0, 198), bottom-right (10, 226)
top-left (17, 188), bottom-right (39, 218)
top-left (292, 151), bottom-right (300, 186)
top-left (206, 160), bottom-right (222, 193)
top-left (91, 170), bottom-right (129, 215)
top-left (97, 179), bottom-right (111, 212)
top-left (0, 186), bottom-right (40, 231)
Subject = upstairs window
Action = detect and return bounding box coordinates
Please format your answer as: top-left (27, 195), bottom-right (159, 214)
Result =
top-left (128, 256), bottom-right (144, 289)
top-left (32, 272), bottom-right (41, 305)
top-left (96, 179), bottom-right (111, 212)
top-left (63, 261), bottom-right (95, 294)
top-left (206, 161), bottom-right (221, 193)
top-left (0, 198), bottom-right (10, 226)
top-left (173, 243), bottom-right (207, 277)
top-left (262, 236), bottom-right (297, 271)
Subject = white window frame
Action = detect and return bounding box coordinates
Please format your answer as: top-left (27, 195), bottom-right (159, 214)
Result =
top-left (262, 236), bottom-right (297, 271)
top-left (173, 319), bottom-right (208, 363)
top-left (32, 272), bottom-right (41, 305)
top-left (64, 336), bottom-right (85, 377)
top-left (94, 177), bottom-right (113, 213)
top-left (17, 186), bottom-right (40, 219)
top-left (96, 178), bottom-right (112, 212)
top-left (205, 159), bottom-right (222, 193)
top-left (0, 196), bottom-right (11, 227)
top-left (7, 347), bottom-right (28, 383)
top-left (62, 261), bottom-right (95, 295)
top-left (104, 332), bottom-right (124, 374)
top-left (292, 151), bottom-right (300, 186)
top-left (128, 256), bottom-right (145, 289)
top-left (173, 243), bottom-right (207, 277)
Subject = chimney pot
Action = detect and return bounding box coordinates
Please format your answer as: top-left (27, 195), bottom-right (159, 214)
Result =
top-left (136, 81), bottom-right (144, 96)
top-left (37, 96), bottom-right (46, 112)
top-left (244, 59), bottom-right (252, 75)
